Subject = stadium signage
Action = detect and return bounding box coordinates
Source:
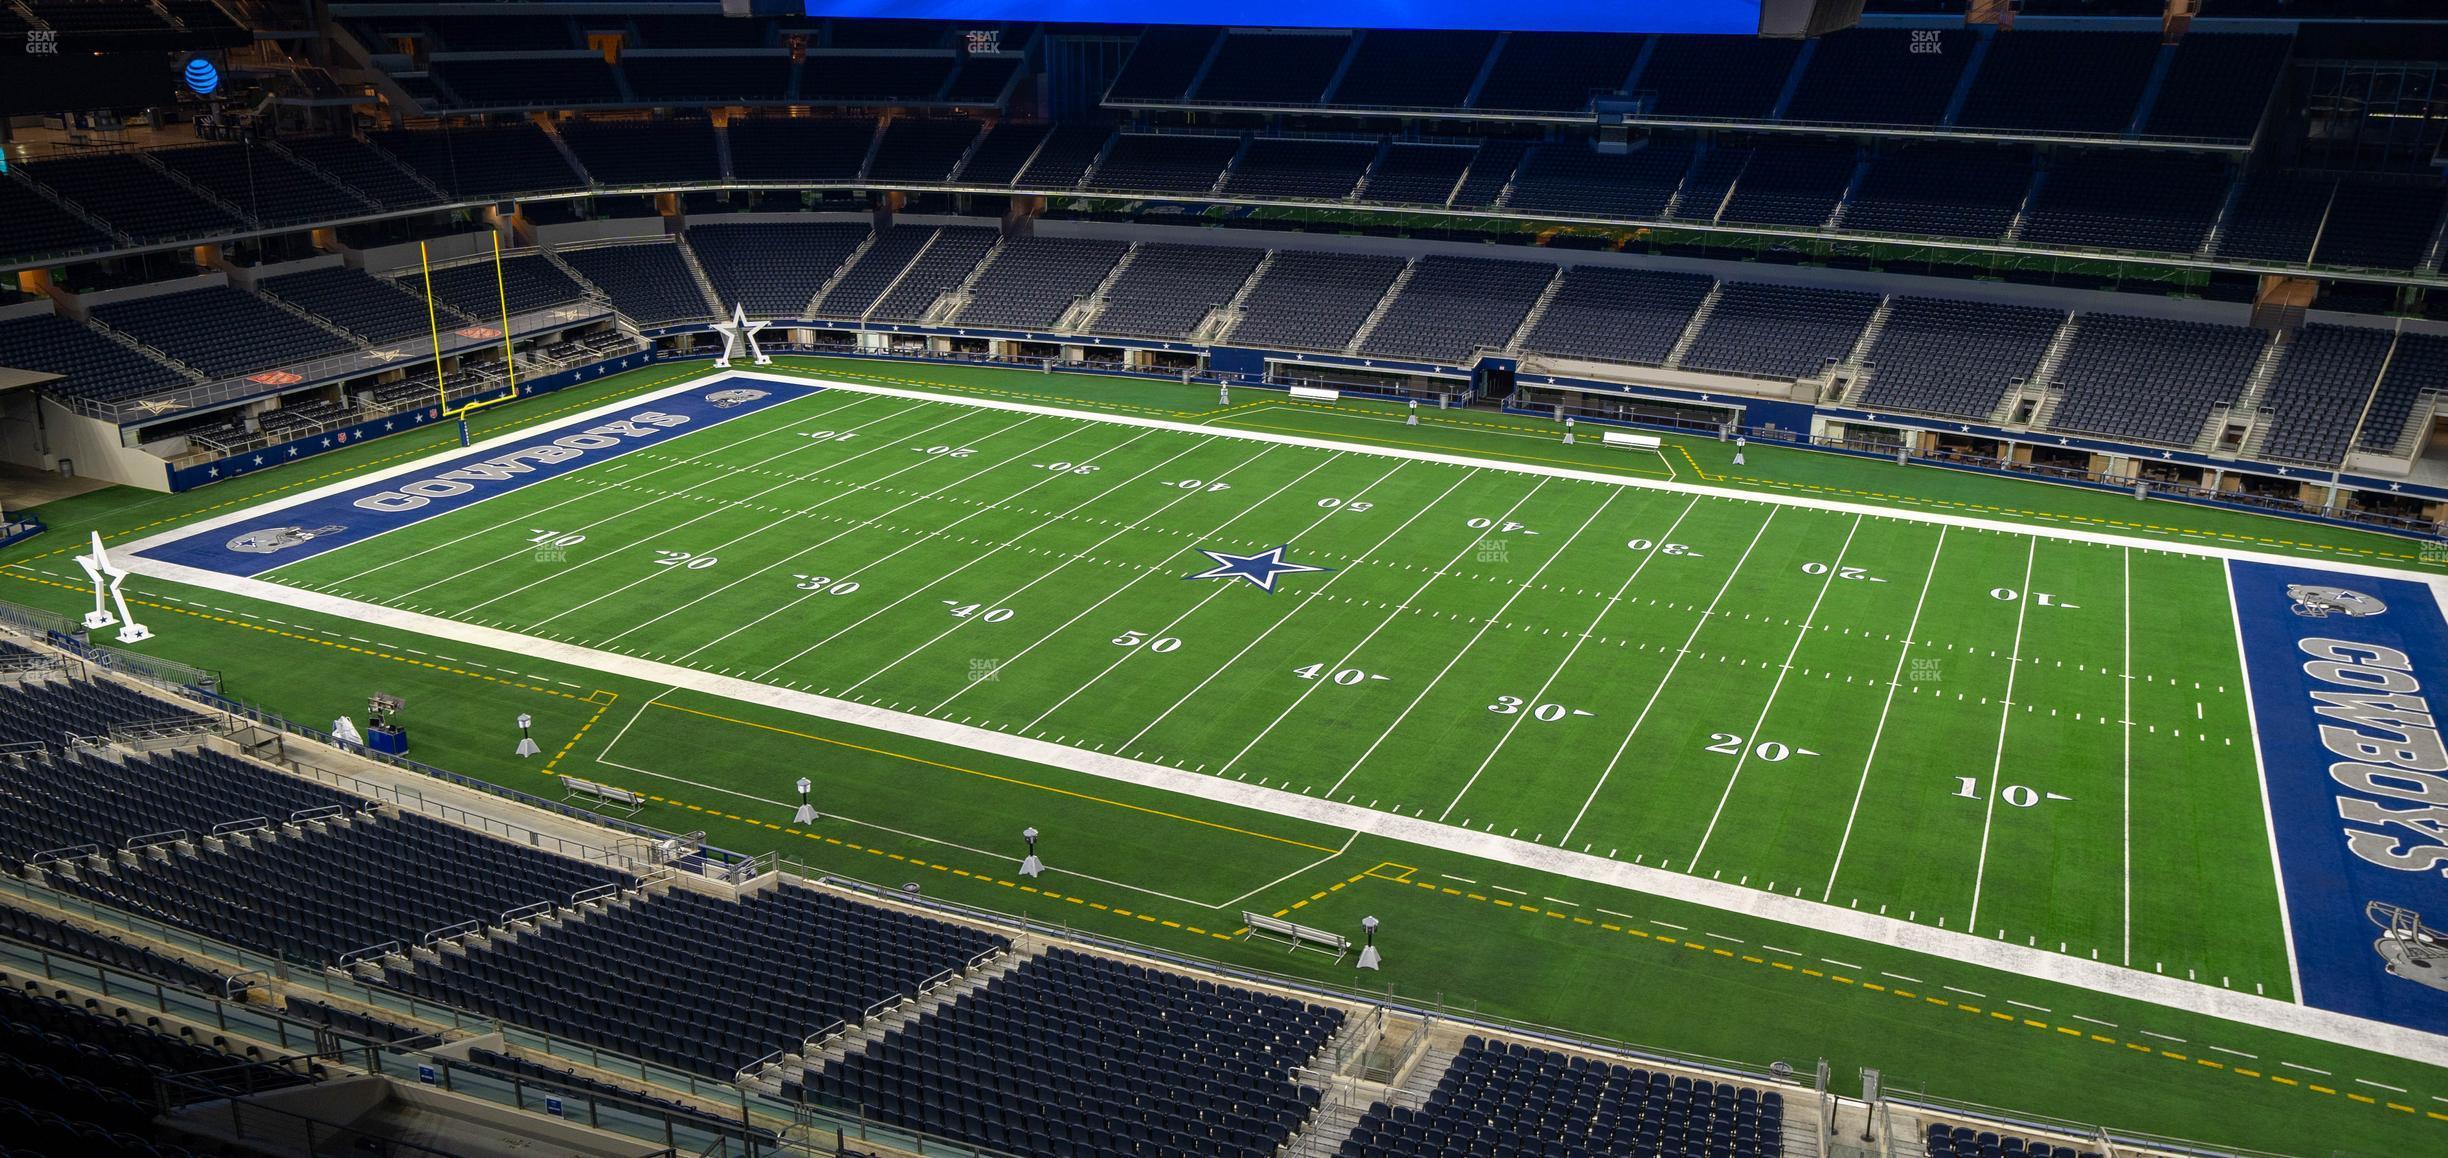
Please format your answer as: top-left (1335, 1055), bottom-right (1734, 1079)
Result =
top-left (2298, 636), bottom-right (2448, 875)
top-left (354, 411), bottom-right (692, 513)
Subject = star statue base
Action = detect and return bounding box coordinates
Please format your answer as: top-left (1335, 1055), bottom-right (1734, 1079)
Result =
top-left (1019, 854), bottom-right (1043, 878)
top-left (83, 610), bottom-right (118, 631)
top-left (794, 803), bottom-right (818, 824)
top-left (115, 623), bottom-right (152, 644)
top-left (1356, 945), bottom-right (1381, 971)
top-left (515, 737), bottom-right (541, 757)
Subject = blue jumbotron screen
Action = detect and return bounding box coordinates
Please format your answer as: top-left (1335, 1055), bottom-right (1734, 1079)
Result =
top-left (798, 2), bottom-right (1761, 35)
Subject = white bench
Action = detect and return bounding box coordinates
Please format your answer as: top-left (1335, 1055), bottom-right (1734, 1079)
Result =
top-left (560, 776), bottom-right (645, 817)
top-left (1241, 911), bottom-right (1349, 960)
top-left (1600, 431), bottom-right (1663, 450)
top-left (1287, 386), bottom-right (1342, 403)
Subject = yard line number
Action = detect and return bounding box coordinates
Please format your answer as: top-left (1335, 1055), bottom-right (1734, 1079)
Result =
top-left (792, 575), bottom-right (861, 595)
top-left (1112, 630), bottom-right (1182, 652)
top-left (1954, 778), bottom-right (2072, 808)
top-left (651, 549), bottom-right (717, 570)
top-left (1488, 695), bottom-right (1593, 722)
top-left (944, 601), bottom-right (1015, 622)
top-left (1705, 733), bottom-right (1819, 762)
top-left (1294, 663), bottom-right (1387, 685)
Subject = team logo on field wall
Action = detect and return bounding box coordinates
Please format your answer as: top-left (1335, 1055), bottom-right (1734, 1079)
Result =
top-left (2287, 584), bottom-right (2387, 618)
top-left (226, 525), bottom-right (345, 554)
top-left (705, 389), bottom-right (768, 408)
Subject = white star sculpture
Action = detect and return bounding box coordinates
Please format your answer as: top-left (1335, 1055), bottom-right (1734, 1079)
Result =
top-left (713, 304), bottom-right (772, 368)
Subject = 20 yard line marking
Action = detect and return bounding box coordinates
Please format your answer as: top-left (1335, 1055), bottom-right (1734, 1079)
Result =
top-left (1823, 526), bottom-right (1948, 901)
top-left (1430, 493), bottom-right (1698, 815)
top-left (1558, 506), bottom-right (1780, 848)
top-left (1341, 484), bottom-right (1624, 801)
top-left (1687, 514), bottom-right (1864, 871)
top-left (1966, 538), bottom-right (2040, 932)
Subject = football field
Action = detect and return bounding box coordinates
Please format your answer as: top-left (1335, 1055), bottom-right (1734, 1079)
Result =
top-left (124, 370), bottom-right (2320, 1000)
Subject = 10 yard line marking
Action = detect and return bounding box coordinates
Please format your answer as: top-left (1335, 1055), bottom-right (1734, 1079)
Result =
top-left (1687, 514), bottom-right (1864, 871)
top-left (1966, 538), bottom-right (2040, 932)
top-left (1823, 526), bottom-right (1947, 902)
top-left (1215, 477), bottom-right (1555, 779)
top-left (1355, 485), bottom-right (1623, 803)
top-left (1432, 493), bottom-right (1699, 817)
top-left (1558, 506), bottom-right (1780, 848)
top-left (313, 391), bottom-right (887, 588)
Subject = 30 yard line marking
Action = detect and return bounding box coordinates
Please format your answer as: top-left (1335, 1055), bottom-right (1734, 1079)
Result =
top-left (1967, 537), bottom-right (2040, 932)
top-left (1824, 526), bottom-right (1947, 901)
top-left (1350, 484), bottom-right (1621, 802)
top-left (1688, 514), bottom-right (1864, 871)
top-left (1433, 494), bottom-right (1699, 816)
top-left (1558, 506), bottom-right (1780, 848)
top-left (1220, 476), bottom-right (1553, 780)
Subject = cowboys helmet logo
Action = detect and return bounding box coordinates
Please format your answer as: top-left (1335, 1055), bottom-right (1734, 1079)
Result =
top-left (704, 389), bottom-right (768, 408)
top-left (2287, 584), bottom-right (2386, 619)
top-left (226, 524), bottom-right (344, 555)
top-left (2370, 902), bottom-right (2448, 994)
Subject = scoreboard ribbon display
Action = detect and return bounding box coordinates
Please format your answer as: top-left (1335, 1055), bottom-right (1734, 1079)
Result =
top-left (797, 1), bottom-right (1761, 35)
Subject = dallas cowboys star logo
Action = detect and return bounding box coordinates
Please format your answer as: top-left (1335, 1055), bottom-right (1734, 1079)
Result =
top-left (1186, 545), bottom-right (1332, 593)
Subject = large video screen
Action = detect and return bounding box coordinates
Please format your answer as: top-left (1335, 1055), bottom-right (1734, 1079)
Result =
top-left (799, 2), bottom-right (1761, 35)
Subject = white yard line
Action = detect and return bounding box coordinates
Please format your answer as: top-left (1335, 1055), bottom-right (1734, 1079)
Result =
top-left (1688, 514), bottom-right (1864, 872)
top-left (751, 428), bottom-right (1161, 680)
top-left (1077, 463), bottom-right (1454, 742)
top-left (1215, 478), bottom-right (1553, 780)
top-left (670, 421), bottom-right (1100, 664)
top-left (834, 436), bottom-right (1225, 695)
top-left (2227, 562), bottom-right (2306, 1003)
top-left (1823, 527), bottom-right (1947, 902)
top-left (2122, 546), bottom-right (2134, 967)
top-left (1558, 506), bottom-right (1779, 849)
top-left (1333, 484), bottom-right (1620, 802)
top-left (929, 447), bottom-right (1336, 715)
top-left (1966, 538), bottom-right (2040, 934)
top-left (548, 407), bottom-right (997, 633)
top-left (308, 391), bottom-right (887, 588)
top-left (432, 409), bottom-right (961, 613)
top-left (1429, 494), bottom-right (1697, 816)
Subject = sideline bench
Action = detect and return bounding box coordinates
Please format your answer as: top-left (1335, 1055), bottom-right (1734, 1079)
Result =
top-left (1288, 386), bottom-right (1342, 403)
top-left (1601, 430), bottom-right (1663, 450)
top-left (1241, 911), bottom-right (1349, 960)
top-left (560, 776), bottom-right (645, 816)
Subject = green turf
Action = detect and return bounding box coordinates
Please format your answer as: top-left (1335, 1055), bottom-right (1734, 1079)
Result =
top-left (5, 357), bottom-right (2444, 1155)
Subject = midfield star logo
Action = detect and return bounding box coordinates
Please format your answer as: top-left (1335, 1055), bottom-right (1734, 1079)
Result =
top-left (1185, 545), bottom-right (1332, 593)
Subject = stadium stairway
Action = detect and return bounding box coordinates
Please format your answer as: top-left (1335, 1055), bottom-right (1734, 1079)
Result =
top-left (673, 236), bottom-right (727, 319)
top-left (1069, 245), bottom-right (1145, 333)
top-left (1199, 249), bottom-right (1277, 342)
top-left (1662, 281), bottom-right (1726, 369)
top-left (776, 942), bottom-right (1043, 1084)
top-left (133, 149), bottom-right (260, 232)
top-left (2197, 330), bottom-right (2290, 454)
top-left (1500, 266), bottom-right (1569, 353)
top-left (1341, 259), bottom-right (1418, 355)
top-left (805, 229), bottom-right (881, 317)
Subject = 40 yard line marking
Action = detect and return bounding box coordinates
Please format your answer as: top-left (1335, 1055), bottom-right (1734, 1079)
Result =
top-left (1687, 513), bottom-right (1865, 872)
top-left (1967, 537), bottom-right (2040, 933)
top-left (1356, 484), bottom-right (1625, 801)
top-left (1216, 476), bottom-right (1555, 780)
top-left (1823, 526), bottom-right (1948, 902)
top-left (1559, 506), bottom-right (1780, 848)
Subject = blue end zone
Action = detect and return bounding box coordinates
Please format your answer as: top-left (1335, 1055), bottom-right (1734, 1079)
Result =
top-left (134, 376), bottom-right (819, 578)
top-left (2231, 559), bottom-right (2448, 1034)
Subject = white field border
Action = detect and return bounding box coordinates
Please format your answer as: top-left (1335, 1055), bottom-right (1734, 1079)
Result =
top-left (112, 368), bottom-right (2448, 1066)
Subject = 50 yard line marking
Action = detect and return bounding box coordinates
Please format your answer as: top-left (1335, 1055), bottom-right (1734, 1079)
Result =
top-left (1558, 506), bottom-right (1780, 849)
top-left (1823, 526), bottom-right (1948, 902)
top-left (1967, 537), bottom-right (2041, 932)
top-left (1019, 458), bottom-right (1420, 734)
top-left (927, 448), bottom-right (1344, 715)
top-left (1687, 514), bottom-right (1866, 872)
